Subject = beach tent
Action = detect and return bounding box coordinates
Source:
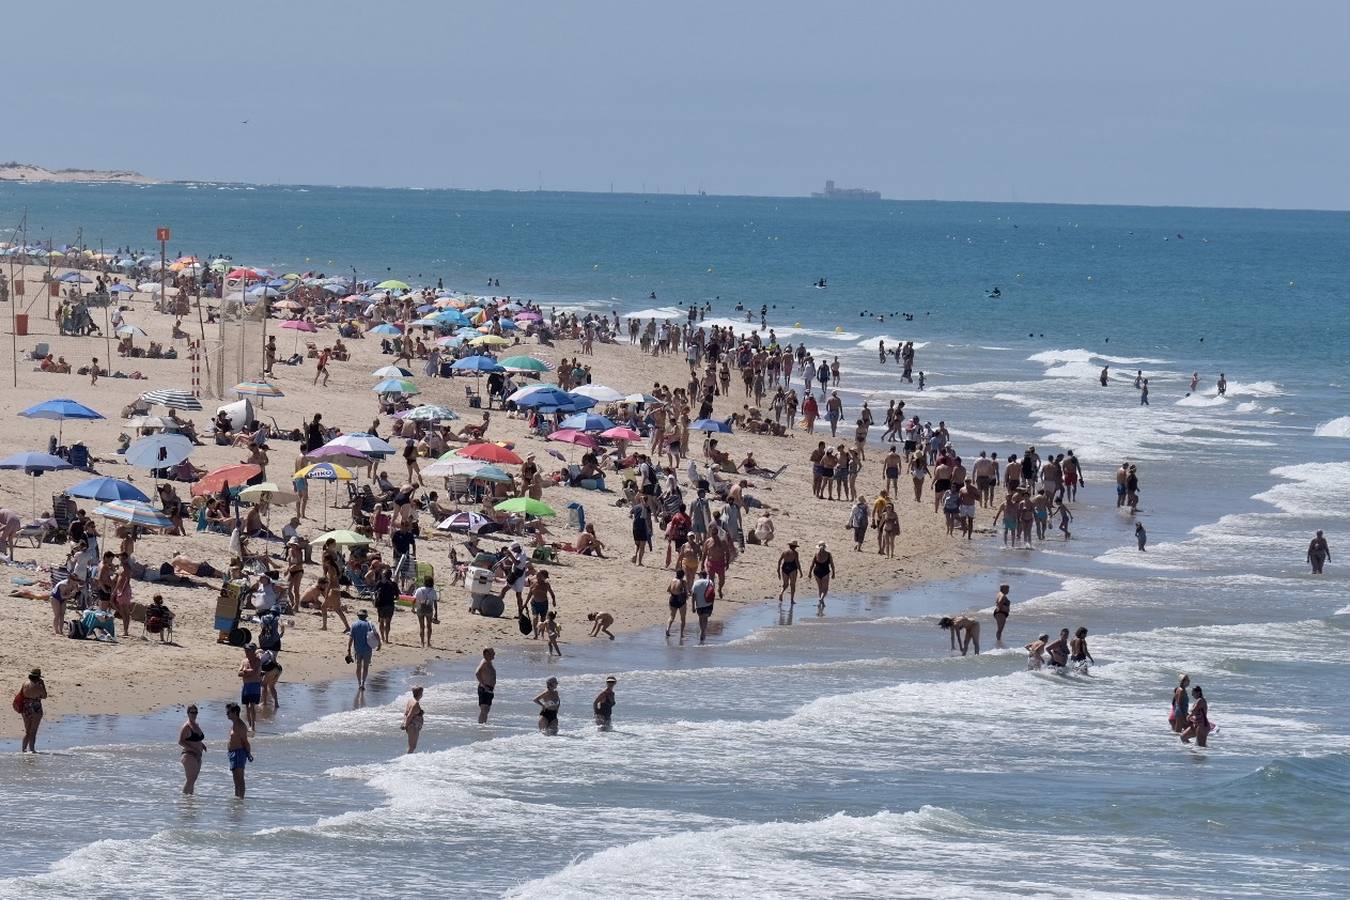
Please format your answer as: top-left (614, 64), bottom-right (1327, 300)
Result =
top-left (215, 399), bottom-right (255, 431)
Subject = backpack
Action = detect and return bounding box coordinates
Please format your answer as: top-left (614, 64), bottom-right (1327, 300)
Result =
top-left (259, 615), bottom-right (280, 650)
top-left (66, 619), bottom-right (88, 640)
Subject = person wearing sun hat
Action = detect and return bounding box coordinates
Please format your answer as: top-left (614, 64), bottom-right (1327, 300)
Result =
top-left (593, 676), bottom-right (618, 729)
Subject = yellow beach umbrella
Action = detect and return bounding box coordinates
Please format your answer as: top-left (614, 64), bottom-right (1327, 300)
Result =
top-left (470, 334), bottom-right (511, 348)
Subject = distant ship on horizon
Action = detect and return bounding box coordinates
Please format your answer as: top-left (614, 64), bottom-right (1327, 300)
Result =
top-left (810, 179), bottom-right (881, 200)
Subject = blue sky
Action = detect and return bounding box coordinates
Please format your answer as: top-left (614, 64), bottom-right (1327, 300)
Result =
top-left (11, 0), bottom-right (1349, 208)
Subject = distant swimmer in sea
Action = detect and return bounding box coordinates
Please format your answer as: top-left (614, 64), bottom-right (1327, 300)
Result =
top-left (1189, 372), bottom-right (1200, 393)
top-left (1100, 365), bottom-right (1110, 387)
top-left (938, 614), bottom-right (981, 655)
top-left (1026, 633), bottom-right (1049, 669)
top-left (814, 278), bottom-right (827, 289)
top-left (993, 584), bottom-right (1011, 641)
top-left (987, 286), bottom-right (1001, 299)
top-left (1217, 373), bottom-right (1228, 396)
top-left (1307, 530), bottom-right (1331, 574)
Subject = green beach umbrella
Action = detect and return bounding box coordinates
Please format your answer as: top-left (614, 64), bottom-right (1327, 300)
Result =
top-left (494, 497), bottom-right (555, 517)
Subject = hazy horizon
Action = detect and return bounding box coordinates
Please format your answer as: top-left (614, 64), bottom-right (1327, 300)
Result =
top-left (7, 1), bottom-right (1348, 211)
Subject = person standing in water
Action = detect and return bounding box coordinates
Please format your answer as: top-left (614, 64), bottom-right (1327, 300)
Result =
top-left (1069, 626), bottom-right (1094, 673)
top-left (17, 668), bottom-right (47, 753)
top-left (1179, 686), bottom-right (1211, 747)
top-left (810, 542), bottom-right (835, 610)
top-left (401, 686), bottom-right (424, 753)
top-left (225, 702), bottom-right (252, 799)
top-left (777, 540), bottom-right (800, 604)
top-left (178, 704), bottom-right (205, 794)
top-left (593, 676), bottom-right (617, 729)
top-left (1136, 521), bottom-right (1147, 551)
top-left (993, 585), bottom-right (1011, 641)
top-left (1169, 674), bottom-right (1191, 734)
top-left (1045, 628), bottom-right (1071, 669)
top-left (535, 677), bottom-right (561, 735)
top-left (1307, 531), bottom-right (1331, 574)
top-left (938, 615), bottom-right (981, 655)
top-left (475, 648), bottom-right (496, 724)
top-left (1025, 634), bottom-right (1049, 669)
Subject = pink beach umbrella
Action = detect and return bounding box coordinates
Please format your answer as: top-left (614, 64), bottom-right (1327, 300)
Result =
top-left (548, 429), bottom-right (598, 448)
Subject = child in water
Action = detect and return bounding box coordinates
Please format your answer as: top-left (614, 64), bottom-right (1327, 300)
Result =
top-left (586, 611), bottom-right (616, 640)
top-left (1135, 521), bottom-right (1147, 551)
top-left (545, 611), bottom-right (562, 656)
top-left (1055, 499), bottom-right (1073, 539)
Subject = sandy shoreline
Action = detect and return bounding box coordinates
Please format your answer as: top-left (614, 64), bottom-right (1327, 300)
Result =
top-left (0, 263), bottom-right (977, 739)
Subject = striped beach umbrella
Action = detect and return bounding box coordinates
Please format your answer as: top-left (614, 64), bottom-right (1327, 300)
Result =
top-left (401, 405), bottom-right (460, 422)
top-left (294, 462), bottom-right (354, 481)
top-left (498, 355), bottom-right (552, 374)
top-left (140, 388), bottom-right (203, 411)
top-left (66, 476), bottom-right (150, 503)
top-left (372, 378), bottom-right (420, 395)
top-left (93, 500), bottom-right (173, 530)
top-left (234, 381), bottom-right (285, 399)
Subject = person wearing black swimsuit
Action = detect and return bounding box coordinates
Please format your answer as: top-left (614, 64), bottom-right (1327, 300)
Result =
top-left (593, 676), bottom-right (617, 729)
top-left (178, 705), bottom-right (206, 795)
top-left (535, 677), bottom-right (561, 736)
top-left (810, 542), bottom-right (835, 610)
top-left (777, 541), bottom-right (801, 603)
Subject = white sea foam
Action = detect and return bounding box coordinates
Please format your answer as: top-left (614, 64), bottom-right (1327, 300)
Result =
top-left (1026, 348), bottom-right (1170, 367)
top-left (1255, 461), bottom-right (1350, 519)
top-left (1314, 416), bottom-right (1350, 438)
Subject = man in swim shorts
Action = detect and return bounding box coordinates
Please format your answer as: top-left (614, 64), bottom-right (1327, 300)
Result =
top-left (238, 644), bottom-right (262, 733)
top-left (226, 702), bottom-right (253, 799)
top-left (475, 647), bottom-right (496, 724)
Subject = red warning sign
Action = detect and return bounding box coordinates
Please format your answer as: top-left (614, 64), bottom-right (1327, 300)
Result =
top-left (156, 227), bottom-right (171, 242)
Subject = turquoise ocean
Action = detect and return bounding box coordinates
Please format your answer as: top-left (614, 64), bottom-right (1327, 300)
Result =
top-left (1, 182), bottom-right (1347, 898)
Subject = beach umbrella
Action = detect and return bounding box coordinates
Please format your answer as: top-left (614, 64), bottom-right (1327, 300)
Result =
top-left (435, 334), bottom-right (467, 349)
top-left (125, 434), bottom-right (193, 469)
top-left (372, 378), bottom-right (420, 395)
top-left (467, 464), bottom-right (513, 484)
top-left (498, 355), bottom-right (552, 374)
top-left (66, 476), bottom-right (150, 503)
top-left (276, 299), bottom-right (305, 311)
top-left (458, 443), bottom-right (523, 465)
top-left (226, 267), bottom-right (264, 282)
top-left (494, 497), bottom-right (555, 517)
top-left (506, 384), bottom-right (558, 404)
top-left (548, 428), bottom-right (599, 449)
top-left (600, 426), bottom-right (642, 442)
top-left (295, 462), bottom-right (355, 481)
top-left (234, 381), bottom-right (285, 400)
top-left (401, 405), bottom-right (459, 423)
top-left (125, 415), bottom-right (168, 431)
top-left (19, 398), bottom-right (104, 443)
top-left (691, 418), bottom-right (734, 434)
top-left (470, 334), bottom-right (511, 348)
top-left (572, 384), bottom-right (623, 403)
top-left (511, 386), bottom-right (573, 408)
top-left (116, 325), bottom-right (149, 339)
top-left (305, 445), bottom-right (369, 463)
top-left (279, 319), bottom-right (317, 332)
top-left (137, 282), bottom-right (166, 294)
top-left (514, 310), bottom-right (542, 321)
top-left (422, 457), bottom-right (491, 478)
top-left (0, 452), bottom-right (74, 515)
top-left (449, 355), bottom-right (502, 392)
top-left (436, 511), bottom-right (501, 535)
top-left (376, 279), bottom-right (410, 292)
top-left (238, 482), bottom-right (297, 505)
top-left (59, 271), bottom-right (92, 283)
top-left (558, 413), bottom-right (615, 432)
top-left (191, 463), bottom-right (263, 498)
top-left (309, 529), bottom-right (371, 548)
top-left (371, 365), bottom-right (413, 378)
top-left (247, 286), bottom-right (280, 299)
top-left (624, 393), bottom-right (662, 406)
top-left (108, 284), bottom-right (135, 295)
top-left (368, 323), bottom-right (401, 336)
top-left (140, 388), bottom-right (203, 411)
top-left (93, 500), bottom-right (173, 530)
top-left (323, 432), bottom-right (396, 457)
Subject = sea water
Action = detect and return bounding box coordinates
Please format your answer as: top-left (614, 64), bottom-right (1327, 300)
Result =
top-left (1, 185), bottom-right (1347, 898)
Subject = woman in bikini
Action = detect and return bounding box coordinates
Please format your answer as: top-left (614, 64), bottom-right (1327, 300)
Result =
top-left (178, 705), bottom-right (206, 794)
top-left (881, 505), bottom-right (900, 558)
top-left (535, 677), bottom-right (561, 736)
top-left (1179, 685), bottom-right (1210, 747)
top-left (666, 572), bottom-right (689, 637)
top-left (777, 541), bottom-right (801, 603)
top-left (18, 668), bottom-right (47, 753)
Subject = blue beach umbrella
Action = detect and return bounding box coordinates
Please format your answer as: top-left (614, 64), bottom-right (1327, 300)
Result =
top-left (0, 451), bottom-right (74, 514)
top-left (66, 476), bottom-right (150, 503)
top-left (368, 323), bottom-right (402, 336)
top-left (125, 433), bottom-right (194, 470)
top-left (59, 271), bottom-right (93, 283)
top-left (449, 356), bottom-right (504, 373)
top-left (19, 398), bottom-right (105, 442)
top-left (691, 418), bottom-right (733, 434)
top-left (93, 500), bottom-right (173, 530)
top-left (108, 283), bottom-right (136, 294)
top-left (558, 412), bottom-right (615, 432)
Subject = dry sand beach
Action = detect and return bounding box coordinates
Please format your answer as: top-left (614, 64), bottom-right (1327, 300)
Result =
top-left (0, 265), bottom-right (975, 738)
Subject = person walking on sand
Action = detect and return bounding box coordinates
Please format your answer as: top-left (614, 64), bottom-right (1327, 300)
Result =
top-left (313, 346), bottom-right (330, 386)
top-left (475, 648), bottom-right (496, 724)
top-left (178, 705), bottom-right (206, 794)
top-left (225, 702), bottom-right (252, 798)
top-left (238, 644), bottom-right (262, 734)
top-left (1169, 674), bottom-right (1191, 734)
top-left (535, 677), bottom-right (561, 735)
top-left (90, 357), bottom-right (99, 386)
top-left (17, 668), bottom-right (47, 753)
top-left (593, 676), bottom-right (617, 730)
top-left (1307, 530), bottom-right (1331, 574)
top-left (777, 540), bottom-right (800, 603)
top-left (347, 609), bottom-right (380, 690)
top-left (402, 686), bottom-right (425, 753)
top-left (1179, 686), bottom-right (1211, 747)
top-left (811, 541), bottom-right (835, 609)
top-left (993, 585), bottom-right (1011, 641)
top-left (849, 496), bottom-right (869, 551)
top-left (938, 615), bottom-right (981, 655)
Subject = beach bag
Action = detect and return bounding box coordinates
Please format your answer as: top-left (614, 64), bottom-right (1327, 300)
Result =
top-left (66, 619), bottom-right (88, 640)
top-left (11, 691), bottom-right (23, 713)
top-left (517, 610), bottom-right (532, 635)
